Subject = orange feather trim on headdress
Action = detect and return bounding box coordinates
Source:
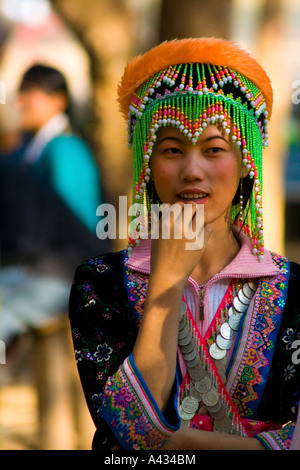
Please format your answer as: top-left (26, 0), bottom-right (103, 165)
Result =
top-left (118, 37), bottom-right (273, 120)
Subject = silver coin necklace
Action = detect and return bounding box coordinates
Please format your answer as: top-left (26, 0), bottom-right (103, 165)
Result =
top-left (177, 279), bottom-right (257, 434)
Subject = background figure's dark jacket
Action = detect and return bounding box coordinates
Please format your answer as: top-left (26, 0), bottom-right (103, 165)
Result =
top-left (0, 157), bottom-right (110, 279)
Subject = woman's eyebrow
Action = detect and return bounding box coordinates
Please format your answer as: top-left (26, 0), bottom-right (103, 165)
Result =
top-left (157, 136), bottom-right (183, 145)
top-left (158, 134), bottom-right (229, 145)
top-left (204, 135), bottom-right (229, 143)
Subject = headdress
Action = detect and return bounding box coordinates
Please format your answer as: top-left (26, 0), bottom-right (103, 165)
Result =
top-left (118, 37), bottom-right (273, 260)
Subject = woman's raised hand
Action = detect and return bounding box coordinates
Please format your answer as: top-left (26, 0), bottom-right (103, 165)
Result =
top-left (150, 201), bottom-right (212, 290)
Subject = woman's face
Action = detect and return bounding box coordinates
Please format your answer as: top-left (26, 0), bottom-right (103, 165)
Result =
top-left (150, 124), bottom-right (245, 229)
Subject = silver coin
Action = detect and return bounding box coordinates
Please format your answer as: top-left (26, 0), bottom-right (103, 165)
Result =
top-left (186, 354), bottom-right (200, 368)
top-left (220, 322), bottom-right (234, 340)
top-left (209, 342), bottom-right (226, 360)
top-left (202, 387), bottom-right (219, 407)
top-left (210, 407), bottom-right (226, 420)
top-left (242, 283), bottom-right (253, 299)
top-left (198, 405), bottom-right (207, 415)
top-left (178, 318), bottom-right (187, 331)
top-left (207, 398), bottom-right (222, 414)
top-left (183, 346), bottom-right (198, 362)
top-left (243, 282), bottom-right (257, 299)
top-left (178, 331), bottom-right (193, 346)
top-left (217, 354), bottom-right (228, 366)
top-left (233, 296), bottom-right (246, 313)
top-left (238, 289), bottom-right (251, 306)
top-left (216, 334), bottom-right (232, 351)
top-left (178, 405), bottom-right (194, 421)
top-left (228, 313), bottom-right (241, 331)
top-left (215, 361), bottom-right (226, 376)
top-left (181, 396), bottom-right (199, 414)
top-left (189, 364), bottom-right (206, 381)
top-left (179, 301), bottom-right (187, 321)
top-left (247, 281), bottom-right (257, 292)
top-left (215, 368), bottom-right (226, 384)
top-left (190, 385), bottom-right (202, 401)
top-left (195, 376), bottom-right (212, 394)
top-left (228, 306), bottom-right (234, 317)
top-left (213, 415), bottom-right (232, 433)
top-left (180, 339), bottom-right (196, 354)
top-left (178, 324), bottom-right (190, 339)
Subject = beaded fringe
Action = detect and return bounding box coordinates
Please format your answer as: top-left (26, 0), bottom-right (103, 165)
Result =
top-left (127, 63), bottom-right (268, 261)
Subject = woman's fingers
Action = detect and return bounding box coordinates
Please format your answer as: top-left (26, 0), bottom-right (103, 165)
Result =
top-left (150, 202), bottom-right (213, 284)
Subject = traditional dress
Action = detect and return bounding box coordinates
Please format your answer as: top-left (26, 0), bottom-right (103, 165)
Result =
top-left (69, 229), bottom-right (300, 450)
top-left (69, 37), bottom-right (300, 451)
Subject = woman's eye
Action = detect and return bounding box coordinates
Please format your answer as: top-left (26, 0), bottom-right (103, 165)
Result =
top-left (206, 146), bottom-right (224, 154)
top-left (163, 147), bottom-right (182, 155)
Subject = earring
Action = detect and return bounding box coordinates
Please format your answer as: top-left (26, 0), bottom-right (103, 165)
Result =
top-left (150, 179), bottom-right (154, 204)
top-left (239, 179), bottom-right (244, 224)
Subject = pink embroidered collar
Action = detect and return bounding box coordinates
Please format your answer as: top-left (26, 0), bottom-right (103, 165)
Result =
top-left (125, 228), bottom-right (281, 280)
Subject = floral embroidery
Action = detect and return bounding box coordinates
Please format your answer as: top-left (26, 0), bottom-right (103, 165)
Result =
top-left (229, 254), bottom-right (290, 418)
top-left (83, 281), bottom-right (92, 291)
top-left (95, 343), bottom-right (113, 363)
top-left (282, 328), bottom-right (295, 344)
top-left (125, 268), bottom-right (149, 324)
top-left (101, 357), bottom-right (177, 450)
top-left (284, 364), bottom-right (296, 381)
top-left (75, 349), bottom-right (82, 362)
top-left (257, 421), bottom-right (295, 450)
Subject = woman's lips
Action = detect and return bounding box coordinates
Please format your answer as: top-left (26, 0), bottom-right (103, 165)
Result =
top-left (177, 191), bottom-right (209, 204)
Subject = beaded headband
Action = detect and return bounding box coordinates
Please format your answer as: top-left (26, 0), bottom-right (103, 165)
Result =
top-left (118, 38), bottom-right (273, 259)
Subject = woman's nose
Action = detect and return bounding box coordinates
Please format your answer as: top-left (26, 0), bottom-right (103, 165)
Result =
top-left (181, 149), bottom-right (204, 180)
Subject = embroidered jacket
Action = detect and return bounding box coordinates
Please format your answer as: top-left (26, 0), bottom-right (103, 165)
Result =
top-left (69, 231), bottom-right (300, 450)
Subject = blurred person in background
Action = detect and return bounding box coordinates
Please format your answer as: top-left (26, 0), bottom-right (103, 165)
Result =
top-left (17, 64), bottom-right (101, 234)
top-left (0, 64), bottom-right (109, 348)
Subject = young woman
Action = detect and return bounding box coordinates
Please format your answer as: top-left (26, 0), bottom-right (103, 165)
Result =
top-left (69, 38), bottom-right (300, 450)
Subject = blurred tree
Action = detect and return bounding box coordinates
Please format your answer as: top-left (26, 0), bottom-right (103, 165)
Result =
top-left (49, 0), bottom-right (136, 249)
top-left (159, 0), bottom-right (232, 40)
